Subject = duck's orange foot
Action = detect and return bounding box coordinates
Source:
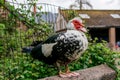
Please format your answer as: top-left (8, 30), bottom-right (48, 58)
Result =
top-left (59, 72), bottom-right (79, 78)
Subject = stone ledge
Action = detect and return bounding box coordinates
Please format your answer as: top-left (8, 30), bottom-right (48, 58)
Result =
top-left (38, 64), bottom-right (116, 80)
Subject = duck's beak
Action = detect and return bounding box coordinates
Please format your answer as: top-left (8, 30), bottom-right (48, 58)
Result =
top-left (80, 27), bottom-right (87, 32)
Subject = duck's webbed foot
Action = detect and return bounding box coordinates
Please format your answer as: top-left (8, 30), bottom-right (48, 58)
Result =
top-left (56, 62), bottom-right (79, 78)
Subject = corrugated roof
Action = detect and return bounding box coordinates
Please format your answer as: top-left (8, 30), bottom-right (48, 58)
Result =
top-left (60, 10), bottom-right (120, 28)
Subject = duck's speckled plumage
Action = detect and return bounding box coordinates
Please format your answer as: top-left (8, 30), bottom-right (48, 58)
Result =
top-left (30, 30), bottom-right (88, 65)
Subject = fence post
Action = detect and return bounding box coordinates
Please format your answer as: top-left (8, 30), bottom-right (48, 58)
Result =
top-left (33, 3), bottom-right (36, 16)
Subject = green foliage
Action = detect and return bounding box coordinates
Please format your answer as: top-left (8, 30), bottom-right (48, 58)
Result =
top-left (0, 23), bottom-right (5, 35)
top-left (0, 23), bottom-right (5, 53)
top-left (67, 10), bottom-right (78, 20)
top-left (0, 0), bottom-right (5, 6)
top-left (0, 53), bottom-right (57, 80)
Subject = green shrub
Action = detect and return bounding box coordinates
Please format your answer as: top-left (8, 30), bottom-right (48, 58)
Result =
top-left (0, 23), bottom-right (5, 53)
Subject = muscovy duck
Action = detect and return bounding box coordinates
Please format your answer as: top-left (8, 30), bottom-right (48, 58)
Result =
top-left (22, 17), bottom-right (88, 77)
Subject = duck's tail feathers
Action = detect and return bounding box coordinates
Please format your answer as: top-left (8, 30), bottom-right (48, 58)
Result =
top-left (22, 40), bottom-right (43, 54)
top-left (22, 46), bottom-right (33, 54)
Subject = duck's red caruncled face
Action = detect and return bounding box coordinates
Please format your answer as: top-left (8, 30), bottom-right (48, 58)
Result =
top-left (72, 20), bottom-right (87, 32)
